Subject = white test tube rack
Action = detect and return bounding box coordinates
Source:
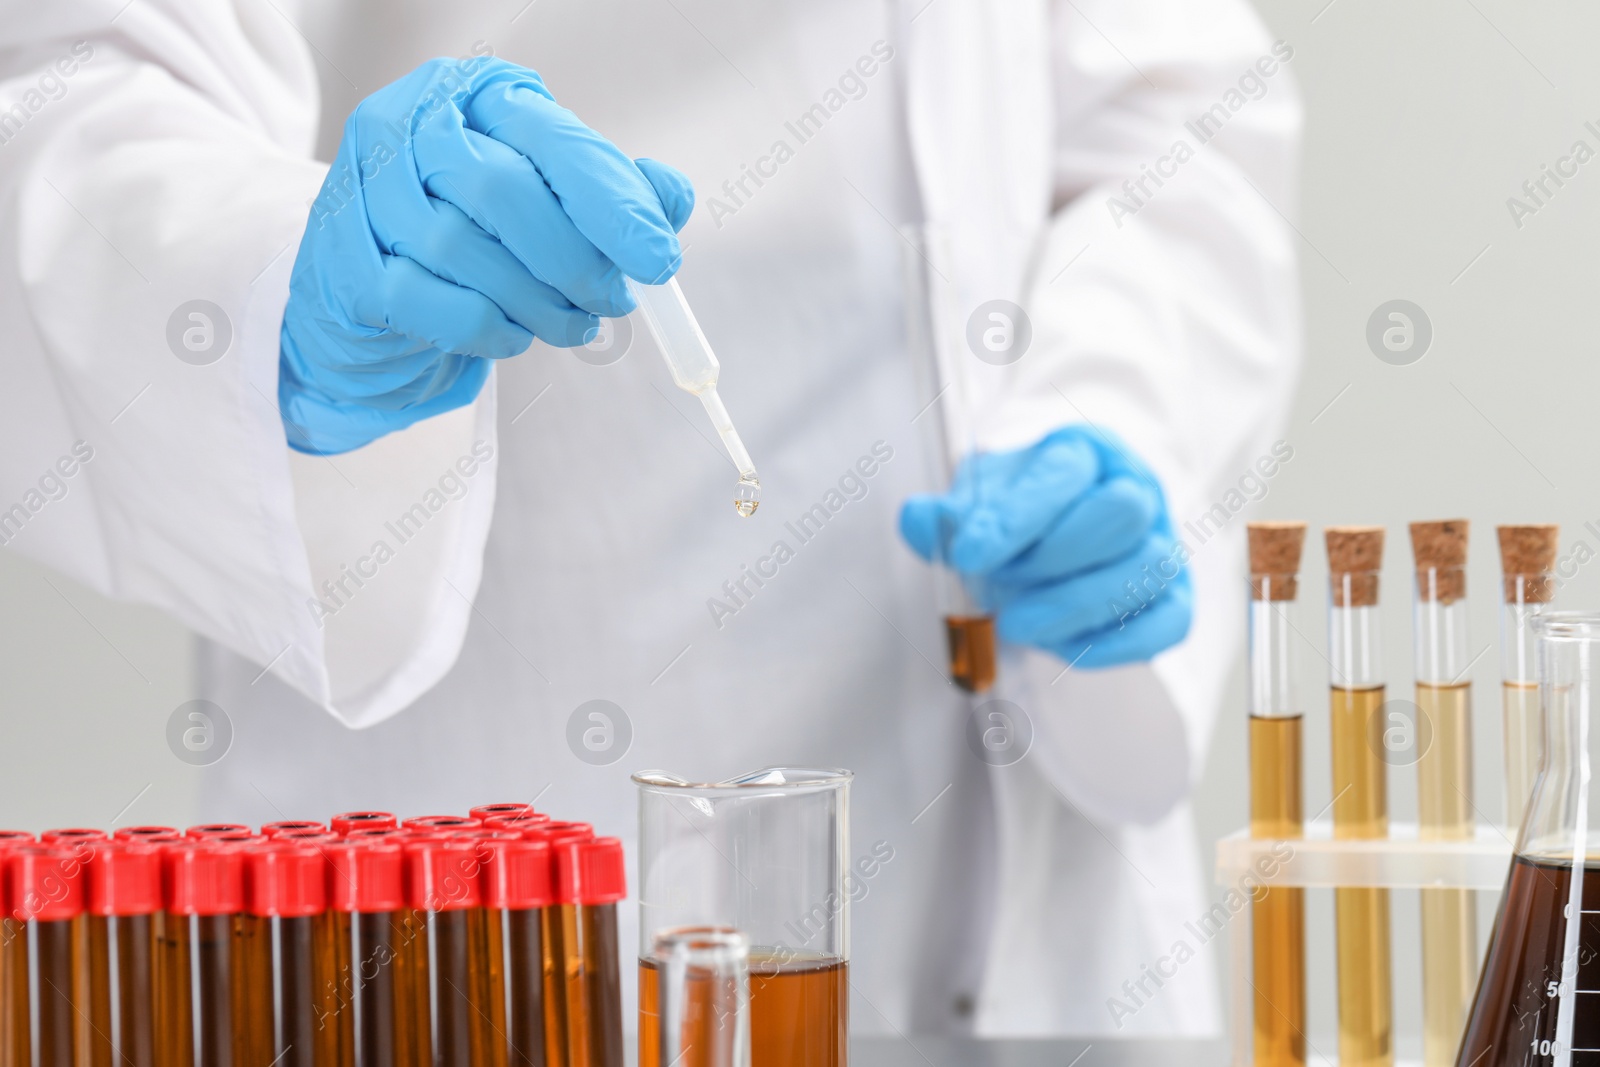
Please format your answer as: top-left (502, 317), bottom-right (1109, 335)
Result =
top-left (1215, 821), bottom-right (1513, 1066)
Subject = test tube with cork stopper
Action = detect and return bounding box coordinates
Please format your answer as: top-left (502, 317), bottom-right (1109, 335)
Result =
top-left (1496, 524), bottom-right (1558, 833)
top-left (1325, 525), bottom-right (1393, 1067)
top-left (1246, 521), bottom-right (1306, 1067)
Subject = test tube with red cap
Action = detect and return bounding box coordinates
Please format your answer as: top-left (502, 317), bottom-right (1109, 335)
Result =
top-left (164, 842), bottom-right (246, 1067)
top-left (186, 825), bottom-right (251, 840)
top-left (113, 828), bottom-right (180, 844)
top-left (260, 822), bottom-right (326, 839)
top-left (468, 804), bottom-right (534, 823)
top-left (331, 813), bottom-right (398, 836)
top-left (0, 831), bottom-right (35, 1067)
top-left (400, 817), bottom-right (481, 833)
top-left (553, 838), bottom-right (626, 1067)
top-left (325, 839), bottom-right (404, 1067)
top-left (245, 841), bottom-right (336, 1067)
top-left (9, 846), bottom-right (88, 1067)
top-left (537, 824), bottom-right (593, 1067)
top-left (86, 842), bottom-right (162, 1067)
top-left (481, 814), bottom-right (550, 835)
top-left (480, 837), bottom-right (552, 1067)
top-left (402, 839), bottom-right (491, 1067)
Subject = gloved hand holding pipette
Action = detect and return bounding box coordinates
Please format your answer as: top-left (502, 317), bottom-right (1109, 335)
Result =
top-left (900, 425), bottom-right (1192, 668)
top-left (278, 57), bottom-right (693, 455)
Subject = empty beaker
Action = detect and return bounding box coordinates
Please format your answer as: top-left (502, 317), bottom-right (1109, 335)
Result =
top-left (633, 768), bottom-right (850, 1067)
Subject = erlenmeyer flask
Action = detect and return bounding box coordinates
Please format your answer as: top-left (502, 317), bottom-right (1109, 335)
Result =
top-left (1459, 612), bottom-right (1600, 1065)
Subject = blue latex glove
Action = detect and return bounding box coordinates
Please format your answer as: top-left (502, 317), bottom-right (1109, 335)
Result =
top-left (279, 57), bottom-right (694, 455)
top-left (900, 426), bottom-right (1192, 669)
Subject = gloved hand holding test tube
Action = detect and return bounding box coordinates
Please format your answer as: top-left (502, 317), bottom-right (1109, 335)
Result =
top-left (626, 277), bottom-right (761, 517)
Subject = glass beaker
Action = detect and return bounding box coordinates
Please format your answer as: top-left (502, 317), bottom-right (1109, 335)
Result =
top-left (1460, 612), bottom-right (1600, 1065)
top-left (633, 767), bottom-right (850, 1067)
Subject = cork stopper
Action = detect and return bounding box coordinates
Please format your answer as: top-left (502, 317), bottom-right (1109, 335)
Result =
top-left (1409, 520), bottom-right (1468, 604)
top-left (1247, 521), bottom-right (1306, 601)
top-left (1325, 526), bottom-right (1384, 607)
top-left (1498, 524), bottom-right (1559, 604)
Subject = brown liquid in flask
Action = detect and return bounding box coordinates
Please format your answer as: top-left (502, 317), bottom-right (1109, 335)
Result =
top-left (945, 615), bottom-right (996, 693)
top-left (637, 954), bottom-right (847, 1067)
top-left (1457, 856), bottom-right (1600, 1065)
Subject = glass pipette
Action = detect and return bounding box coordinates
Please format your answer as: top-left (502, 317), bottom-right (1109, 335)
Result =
top-left (626, 277), bottom-right (761, 517)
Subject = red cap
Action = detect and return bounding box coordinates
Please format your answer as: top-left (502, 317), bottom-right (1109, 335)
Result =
top-left (469, 803), bottom-right (535, 822)
top-left (262, 821), bottom-right (326, 839)
top-left (483, 813), bottom-right (552, 834)
top-left (41, 829), bottom-right (108, 845)
top-left (403, 839), bottom-right (482, 911)
top-left (114, 827), bottom-right (179, 843)
top-left (87, 843), bottom-right (162, 917)
top-left (275, 831), bottom-right (338, 844)
top-left (165, 844), bottom-right (245, 915)
top-left (346, 828), bottom-right (400, 839)
top-left (331, 812), bottom-right (397, 835)
top-left (186, 824), bottom-right (251, 840)
top-left (245, 843), bottom-right (327, 918)
top-left (554, 837), bottom-right (626, 906)
top-left (539, 822), bottom-right (595, 850)
top-left (325, 840), bottom-right (403, 913)
top-left (8, 847), bottom-right (86, 921)
top-left (401, 816), bottom-right (482, 832)
top-left (480, 838), bottom-right (553, 910)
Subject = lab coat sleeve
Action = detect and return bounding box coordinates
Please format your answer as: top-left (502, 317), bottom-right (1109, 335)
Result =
top-left (0, 2), bottom-right (498, 727)
top-left (994, 0), bottom-right (1303, 825)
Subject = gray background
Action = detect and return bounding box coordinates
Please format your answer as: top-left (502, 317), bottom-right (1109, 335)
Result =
top-left (0, 0), bottom-right (1593, 1054)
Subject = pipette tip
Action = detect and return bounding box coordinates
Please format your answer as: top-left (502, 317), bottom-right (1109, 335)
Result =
top-left (734, 475), bottom-right (761, 518)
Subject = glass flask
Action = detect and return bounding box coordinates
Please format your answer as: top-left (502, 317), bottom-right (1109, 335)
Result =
top-left (1460, 612), bottom-right (1600, 1065)
top-left (634, 768), bottom-right (850, 1067)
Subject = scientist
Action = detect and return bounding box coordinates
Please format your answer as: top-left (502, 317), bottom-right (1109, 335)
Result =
top-left (0, 0), bottom-right (1300, 1038)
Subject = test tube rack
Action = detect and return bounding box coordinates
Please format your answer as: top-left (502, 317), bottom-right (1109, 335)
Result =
top-left (1215, 821), bottom-right (1513, 1066)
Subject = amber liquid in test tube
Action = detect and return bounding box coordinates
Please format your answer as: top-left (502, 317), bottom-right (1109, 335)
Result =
top-left (86, 842), bottom-right (162, 1067)
top-left (1325, 526), bottom-right (1393, 1067)
top-left (8, 846), bottom-right (88, 1067)
top-left (537, 824), bottom-right (592, 1067)
top-left (327, 839), bottom-right (405, 1067)
top-left (1496, 525), bottom-right (1559, 834)
top-left (479, 835), bottom-right (552, 1067)
top-left (244, 841), bottom-right (339, 1067)
top-left (402, 838), bottom-right (491, 1067)
top-left (1408, 521), bottom-right (1478, 1067)
top-left (164, 843), bottom-right (247, 1067)
top-left (0, 832), bottom-right (35, 1067)
top-left (552, 838), bottom-right (625, 1067)
top-left (1245, 522), bottom-right (1307, 1067)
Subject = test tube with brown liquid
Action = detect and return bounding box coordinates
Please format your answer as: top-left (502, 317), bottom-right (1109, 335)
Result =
top-left (552, 838), bottom-right (625, 1067)
top-left (327, 838), bottom-right (405, 1067)
top-left (0, 831), bottom-right (35, 1067)
top-left (9, 846), bottom-right (89, 1067)
top-left (1408, 521), bottom-right (1478, 1067)
top-left (165, 842), bottom-right (247, 1067)
top-left (536, 824), bottom-right (593, 1067)
top-left (402, 838), bottom-right (489, 1067)
top-left (86, 842), bottom-right (163, 1067)
top-left (1496, 525), bottom-right (1558, 834)
top-left (1325, 526), bottom-right (1393, 1067)
top-left (245, 841), bottom-right (337, 1067)
top-left (480, 837), bottom-right (552, 1067)
top-left (1245, 521), bottom-right (1307, 1067)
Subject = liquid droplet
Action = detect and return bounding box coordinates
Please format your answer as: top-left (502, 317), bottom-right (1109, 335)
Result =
top-left (734, 475), bottom-right (761, 518)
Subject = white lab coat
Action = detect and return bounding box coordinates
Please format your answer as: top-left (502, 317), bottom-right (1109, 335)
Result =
top-left (0, 0), bottom-right (1300, 1037)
